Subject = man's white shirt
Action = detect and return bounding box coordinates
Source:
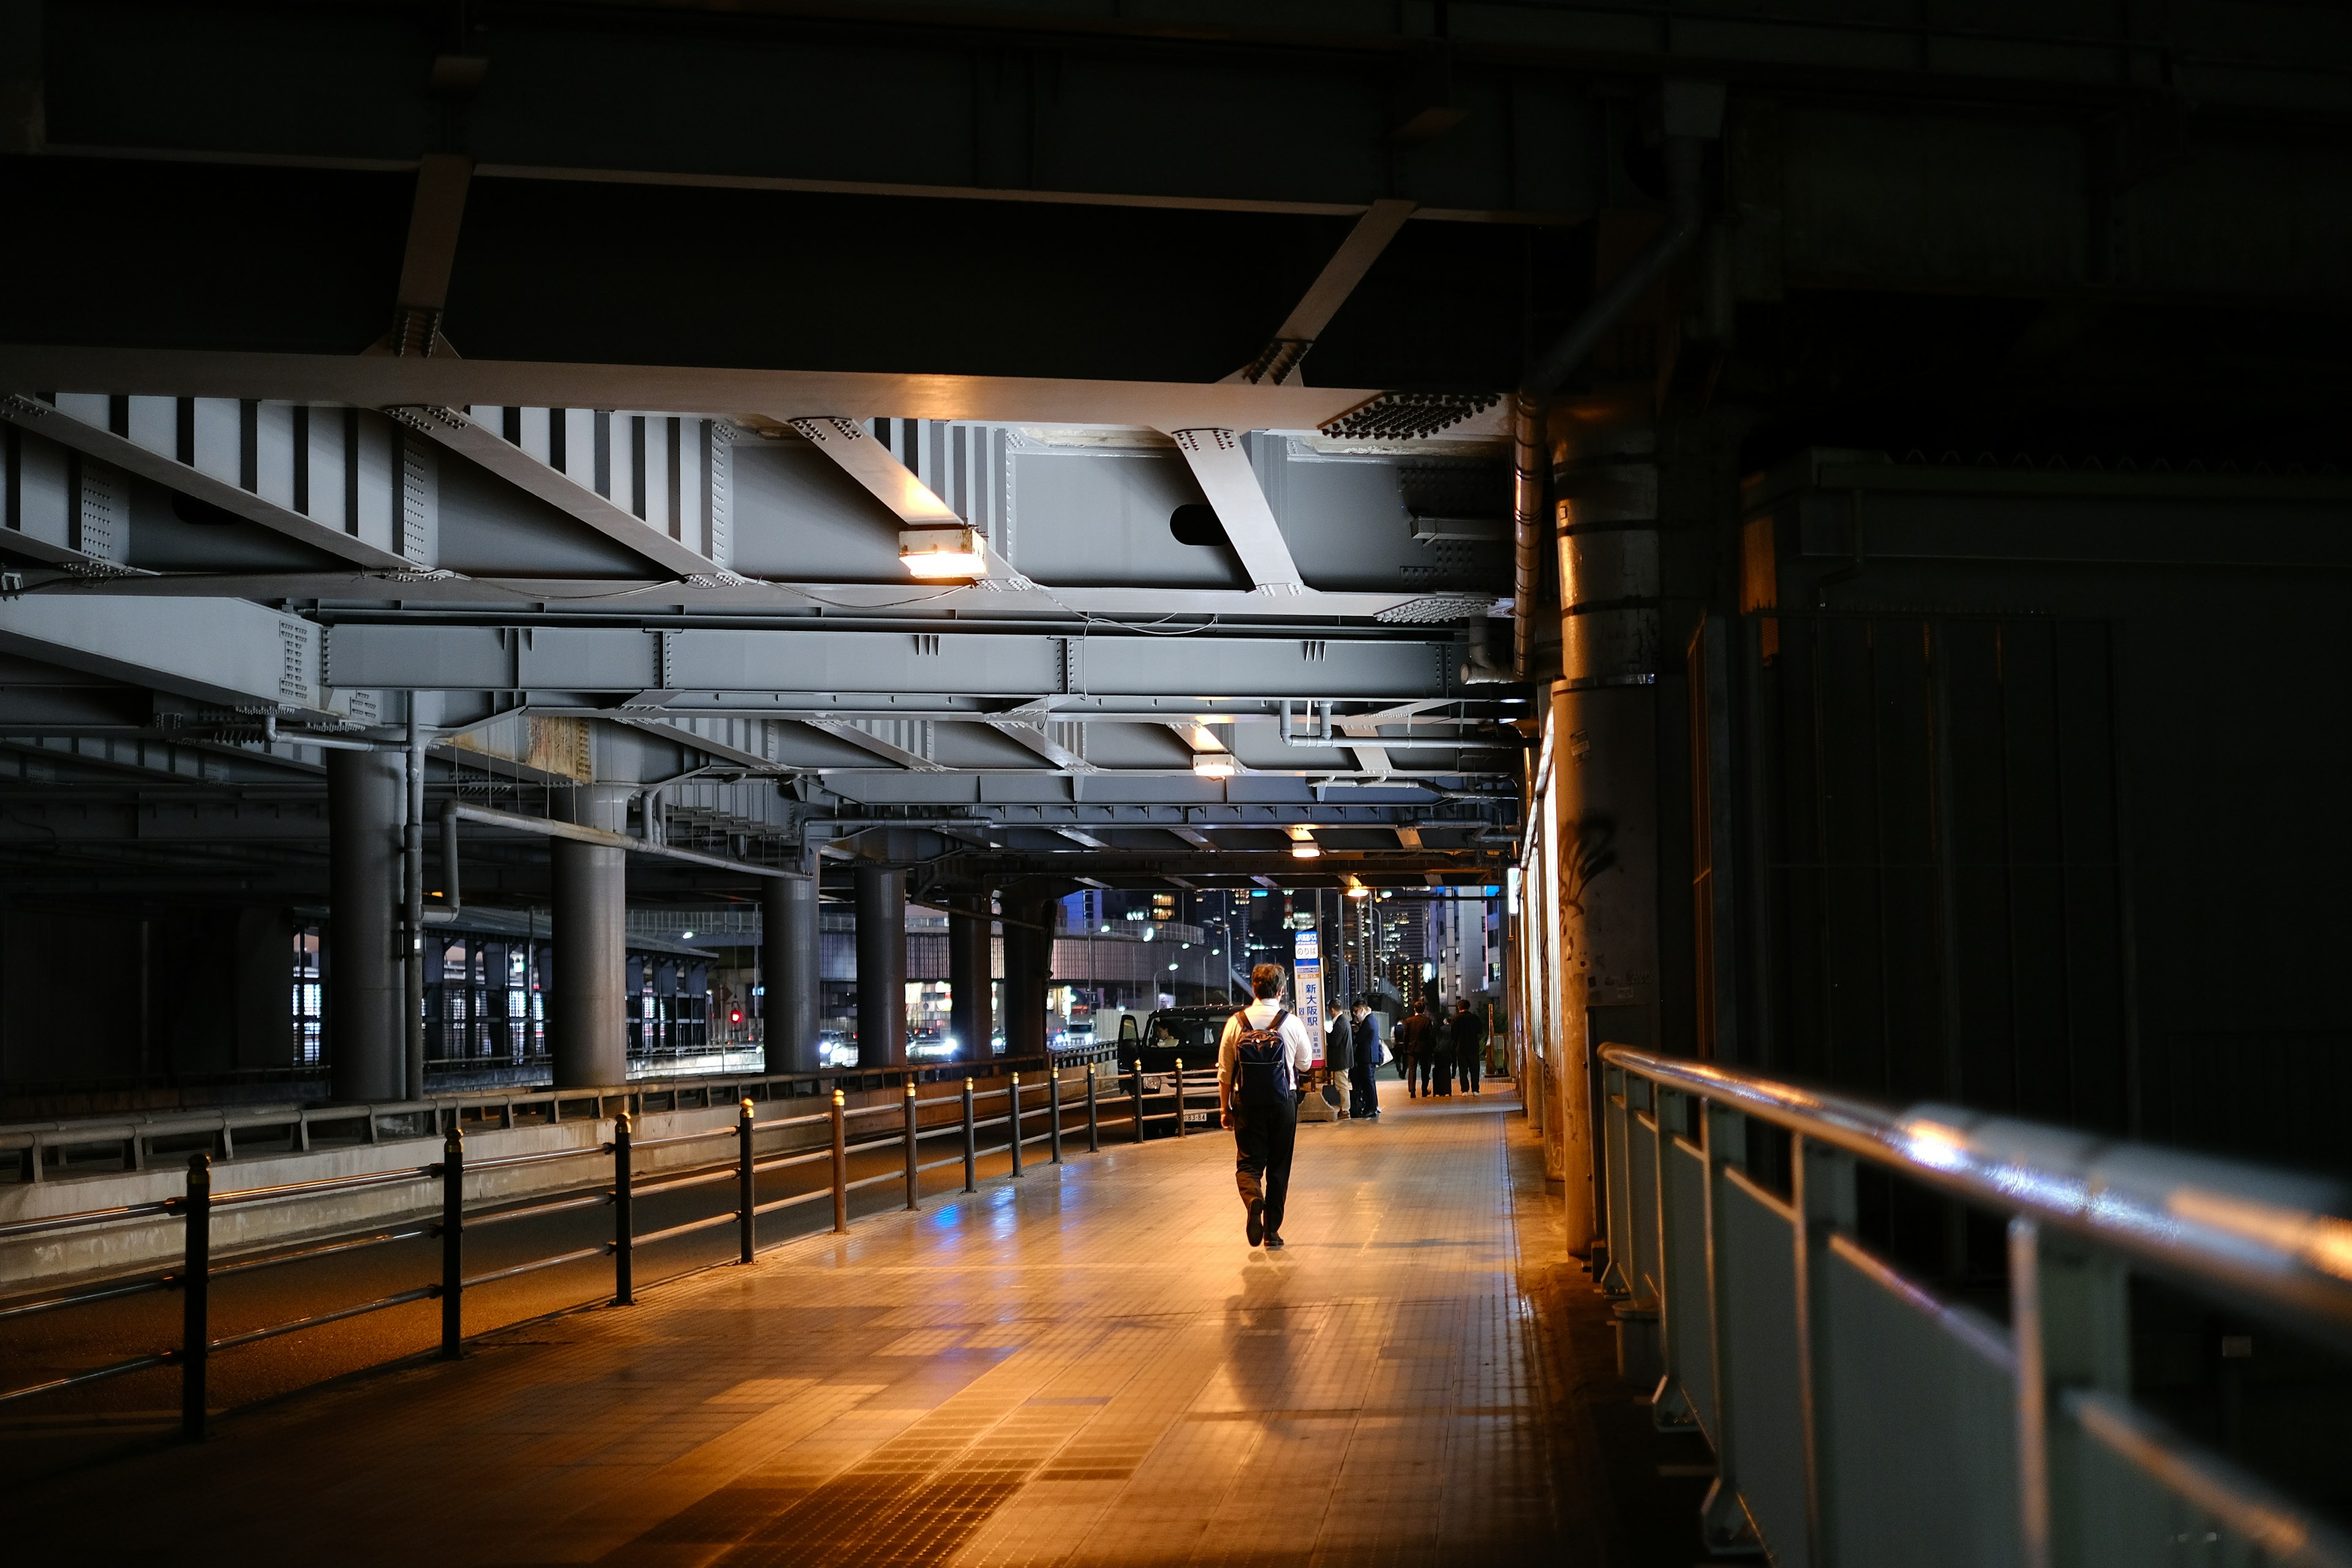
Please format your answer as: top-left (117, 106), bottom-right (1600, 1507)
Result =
top-left (1216, 1000), bottom-right (1317, 1101)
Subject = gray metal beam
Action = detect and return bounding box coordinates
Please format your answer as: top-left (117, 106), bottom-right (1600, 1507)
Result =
top-left (322, 622), bottom-right (1458, 701)
top-left (0, 592), bottom-right (327, 713)
top-left (0, 347), bottom-right (1381, 435)
top-left (390, 405), bottom-right (722, 577)
top-left (0, 396), bottom-right (419, 571)
top-left (1226, 198), bottom-right (1417, 386)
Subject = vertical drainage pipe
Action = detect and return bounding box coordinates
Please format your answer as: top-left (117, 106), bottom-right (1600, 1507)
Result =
top-left (404, 717), bottom-right (428, 1101)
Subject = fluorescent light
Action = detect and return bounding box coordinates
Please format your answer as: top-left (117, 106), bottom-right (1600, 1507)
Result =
top-left (898, 526), bottom-right (987, 579)
top-left (1291, 841), bottom-right (1321, 859)
top-left (680, 930), bottom-right (694, 939)
top-left (1346, 886), bottom-right (1371, 899)
top-left (1191, 753), bottom-right (1237, 778)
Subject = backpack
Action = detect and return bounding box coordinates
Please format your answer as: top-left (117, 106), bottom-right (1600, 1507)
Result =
top-left (1232, 1008), bottom-right (1295, 1106)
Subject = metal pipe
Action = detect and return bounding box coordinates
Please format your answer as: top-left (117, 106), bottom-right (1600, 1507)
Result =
top-left (403, 715), bottom-right (426, 1101)
top-left (450, 803), bottom-right (807, 880)
top-left (422, 799), bottom-right (462, 928)
top-left (1276, 700), bottom-right (1509, 750)
top-left (1598, 1043), bottom-right (2352, 1347)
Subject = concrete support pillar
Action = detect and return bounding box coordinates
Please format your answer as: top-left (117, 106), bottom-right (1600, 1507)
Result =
top-left (326, 749), bottom-right (404, 1103)
top-left (550, 785), bottom-right (630, 1088)
top-left (854, 864), bottom-right (907, 1068)
top-left (1000, 891), bottom-right (1051, 1062)
top-left (762, 873), bottom-right (821, 1075)
top-left (948, 898), bottom-right (992, 1063)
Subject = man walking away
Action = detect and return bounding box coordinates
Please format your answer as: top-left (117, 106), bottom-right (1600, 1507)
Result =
top-left (1452, 997), bottom-right (1487, 1095)
top-left (1351, 998), bottom-right (1382, 1119)
top-left (1218, 963), bottom-right (1316, 1250)
top-left (1324, 1005), bottom-right (1353, 1121)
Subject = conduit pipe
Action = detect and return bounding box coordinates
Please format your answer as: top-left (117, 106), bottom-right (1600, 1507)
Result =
top-left (402, 715), bottom-right (426, 1101)
top-left (448, 803), bottom-right (809, 880)
top-left (422, 801), bottom-right (462, 928)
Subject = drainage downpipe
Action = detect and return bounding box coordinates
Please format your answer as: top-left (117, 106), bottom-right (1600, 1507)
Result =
top-left (1512, 131), bottom-right (1707, 682)
top-left (402, 715), bottom-right (427, 1101)
top-left (423, 800), bottom-right (463, 928)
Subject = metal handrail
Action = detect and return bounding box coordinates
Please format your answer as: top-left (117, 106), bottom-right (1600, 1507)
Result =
top-left (1598, 1043), bottom-right (2352, 1342)
top-left (0, 1047), bottom-right (1150, 1435)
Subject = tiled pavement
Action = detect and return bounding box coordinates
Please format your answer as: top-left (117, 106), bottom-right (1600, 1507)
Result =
top-left (14, 1085), bottom-right (1594, 1567)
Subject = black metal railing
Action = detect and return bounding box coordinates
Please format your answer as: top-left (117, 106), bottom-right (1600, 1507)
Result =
top-left (0, 1061), bottom-right (1152, 1440)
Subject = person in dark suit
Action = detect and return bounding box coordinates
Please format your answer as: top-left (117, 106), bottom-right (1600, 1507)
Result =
top-left (1350, 998), bottom-right (1382, 1119)
top-left (1429, 997), bottom-right (1455, 1098)
top-left (1450, 997), bottom-right (1487, 1095)
top-left (1400, 1000), bottom-right (1438, 1098)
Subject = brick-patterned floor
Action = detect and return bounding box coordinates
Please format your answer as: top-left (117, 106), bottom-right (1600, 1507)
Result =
top-left (10, 1085), bottom-right (1615, 1567)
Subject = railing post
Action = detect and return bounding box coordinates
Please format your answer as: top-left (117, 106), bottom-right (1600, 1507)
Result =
top-left (962, 1077), bottom-right (978, 1192)
top-left (1792, 1132), bottom-right (1858, 1568)
top-left (831, 1089), bottom-right (849, 1234)
top-left (737, 1098), bottom-right (756, 1264)
top-left (1174, 1058), bottom-right (1186, 1138)
top-left (1085, 1066), bottom-right (1099, 1153)
top-left (180, 1152), bottom-right (210, 1442)
top-left (440, 1126), bottom-right (464, 1359)
top-left (1131, 1058), bottom-right (1145, 1144)
top-left (612, 1111), bottom-right (634, 1306)
top-left (1695, 1100), bottom-right (1754, 1555)
top-left (2010, 1216), bottom-right (2130, 1568)
top-left (1048, 1065), bottom-right (1063, 1163)
top-left (903, 1082), bottom-right (921, 1210)
top-left (1008, 1071), bottom-right (1025, 1176)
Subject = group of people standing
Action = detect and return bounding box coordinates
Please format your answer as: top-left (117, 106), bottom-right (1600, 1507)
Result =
top-left (1393, 997), bottom-right (1487, 1098)
top-left (1313, 992), bottom-right (1490, 1119)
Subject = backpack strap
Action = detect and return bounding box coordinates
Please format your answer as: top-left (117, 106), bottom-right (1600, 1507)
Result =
top-left (1271, 1010), bottom-right (1290, 1031)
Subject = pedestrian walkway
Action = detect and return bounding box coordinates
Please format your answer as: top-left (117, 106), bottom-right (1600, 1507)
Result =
top-left (12, 1085), bottom-right (1591, 1567)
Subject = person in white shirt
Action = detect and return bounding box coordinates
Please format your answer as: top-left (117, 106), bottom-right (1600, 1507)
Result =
top-left (1217, 963), bottom-right (1317, 1250)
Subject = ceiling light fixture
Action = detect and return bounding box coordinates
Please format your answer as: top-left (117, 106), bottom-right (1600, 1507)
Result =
top-left (1191, 753), bottom-right (1238, 778)
top-left (898, 526), bottom-right (988, 579)
top-left (1291, 840), bottom-right (1321, 859)
top-left (1346, 886), bottom-right (1371, 899)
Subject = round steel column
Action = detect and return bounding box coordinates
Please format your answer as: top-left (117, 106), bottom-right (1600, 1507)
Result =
top-left (854, 864), bottom-right (907, 1068)
top-left (326, 748), bottom-right (405, 1103)
top-left (551, 839), bottom-right (627, 1088)
top-left (762, 873), bottom-right (821, 1074)
top-left (948, 897), bottom-right (992, 1063)
top-left (999, 892), bottom-right (1051, 1062)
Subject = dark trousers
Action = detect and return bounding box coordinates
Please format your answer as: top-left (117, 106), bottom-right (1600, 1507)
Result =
top-left (1460, 1047), bottom-right (1482, 1092)
top-left (1354, 1061), bottom-right (1381, 1117)
top-left (1434, 1052), bottom-right (1454, 1096)
top-left (1232, 1093), bottom-right (1299, 1235)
